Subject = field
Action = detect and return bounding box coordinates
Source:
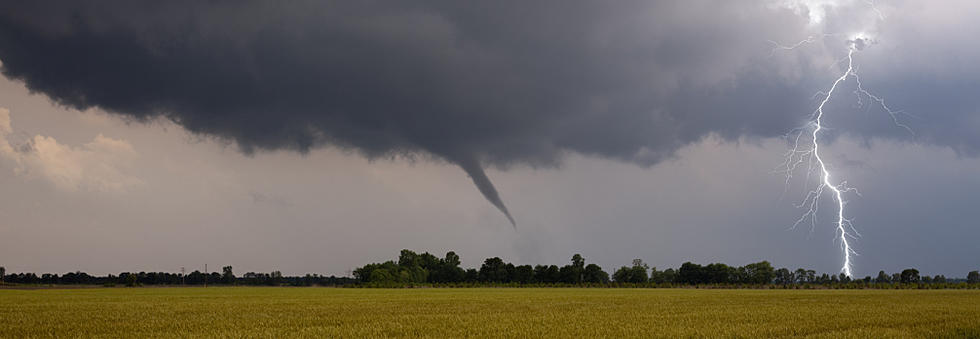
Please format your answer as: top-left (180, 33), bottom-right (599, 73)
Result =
top-left (2, 288), bottom-right (979, 338)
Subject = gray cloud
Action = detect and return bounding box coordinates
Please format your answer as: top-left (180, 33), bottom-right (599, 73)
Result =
top-left (0, 1), bottom-right (977, 225)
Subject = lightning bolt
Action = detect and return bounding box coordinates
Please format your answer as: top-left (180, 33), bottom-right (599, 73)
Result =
top-left (775, 35), bottom-right (910, 277)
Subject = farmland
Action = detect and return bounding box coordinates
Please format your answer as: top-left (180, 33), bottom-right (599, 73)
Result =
top-left (1, 288), bottom-right (979, 338)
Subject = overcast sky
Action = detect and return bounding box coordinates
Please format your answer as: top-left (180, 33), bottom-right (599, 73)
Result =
top-left (0, 0), bottom-right (978, 278)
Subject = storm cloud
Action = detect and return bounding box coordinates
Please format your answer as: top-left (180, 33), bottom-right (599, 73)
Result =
top-left (0, 0), bottom-right (977, 225)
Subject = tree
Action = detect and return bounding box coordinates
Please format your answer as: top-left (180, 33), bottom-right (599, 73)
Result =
top-left (464, 268), bottom-right (479, 282)
top-left (398, 249), bottom-right (420, 268)
top-left (967, 271), bottom-right (980, 284)
top-left (661, 268), bottom-right (677, 283)
top-left (270, 271), bottom-right (283, 285)
top-left (741, 261), bottom-right (775, 284)
top-left (583, 264), bottom-right (609, 283)
top-left (572, 254), bottom-right (585, 270)
top-left (369, 268), bottom-right (394, 283)
top-left (0, 266), bottom-right (4, 282)
top-left (444, 251), bottom-right (461, 267)
top-left (794, 268), bottom-right (808, 284)
top-left (899, 268), bottom-right (920, 284)
top-left (612, 267), bottom-right (636, 283)
top-left (613, 260), bottom-right (648, 283)
top-left (569, 254), bottom-right (586, 283)
top-left (479, 257), bottom-right (509, 282)
top-left (222, 266), bottom-right (235, 285)
top-left (419, 252), bottom-right (440, 271)
top-left (534, 265), bottom-right (561, 283)
top-left (774, 268), bottom-right (793, 285)
top-left (559, 265), bottom-right (577, 283)
top-left (513, 265), bottom-right (534, 284)
top-left (875, 271), bottom-right (890, 283)
top-left (125, 273), bottom-right (139, 287)
top-left (705, 263), bottom-right (734, 284)
top-left (436, 251), bottom-right (465, 283)
top-left (677, 262), bottom-right (704, 284)
top-left (629, 260), bottom-right (649, 283)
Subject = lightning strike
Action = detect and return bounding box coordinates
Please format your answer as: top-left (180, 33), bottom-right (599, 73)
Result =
top-left (775, 34), bottom-right (910, 277)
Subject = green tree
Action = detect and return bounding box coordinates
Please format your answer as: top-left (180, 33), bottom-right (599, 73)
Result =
top-left (705, 263), bottom-right (734, 284)
top-left (875, 270), bottom-right (890, 283)
top-left (899, 268), bottom-right (920, 284)
top-left (741, 261), bottom-right (775, 284)
top-left (270, 271), bottom-right (283, 285)
top-left (0, 266), bottom-right (4, 282)
top-left (438, 251), bottom-right (465, 283)
top-left (479, 257), bottom-right (509, 282)
top-left (583, 264), bottom-right (609, 283)
top-left (968, 271), bottom-right (980, 284)
top-left (661, 268), bottom-right (677, 283)
top-left (398, 249), bottom-right (420, 268)
top-left (222, 266), bottom-right (235, 284)
top-left (794, 268), bottom-right (808, 284)
top-left (369, 268), bottom-right (394, 283)
top-left (463, 268), bottom-right (479, 282)
top-left (612, 266), bottom-right (632, 283)
top-left (613, 259), bottom-right (648, 283)
top-left (773, 268), bottom-right (793, 285)
top-left (571, 254), bottom-right (585, 283)
top-left (677, 262), bottom-right (704, 284)
top-left (513, 265), bottom-right (534, 284)
top-left (533, 265), bottom-right (561, 283)
top-left (419, 252), bottom-right (440, 271)
top-left (572, 254), bottom-right (585, 269)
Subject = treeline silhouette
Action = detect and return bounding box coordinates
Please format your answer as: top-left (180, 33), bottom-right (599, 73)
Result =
top-left (349, 250), bottom-right (980, 288)
top-left (0, 266), bottom-right (354, 287)
top-left (3, 252), bottom-right (980, 288)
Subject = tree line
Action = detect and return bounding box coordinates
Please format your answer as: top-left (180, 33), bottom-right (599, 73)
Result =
top-left (3, 257), bottom-right (979, 288)
top-left (0, 265), bottom-right (354, 287)
top-left (349, 250), bottom-right (980, 287)
top-left (353, 250), bottom-right (610, 285)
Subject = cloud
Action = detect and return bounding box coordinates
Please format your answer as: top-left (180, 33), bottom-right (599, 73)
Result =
top-left (0, 1), bottom-right (977, 223)
top-left (0, 108), bottom-right (142, 192)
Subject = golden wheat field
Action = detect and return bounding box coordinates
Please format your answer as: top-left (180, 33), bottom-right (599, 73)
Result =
top-left (1, 287), bottom-right (978, 338)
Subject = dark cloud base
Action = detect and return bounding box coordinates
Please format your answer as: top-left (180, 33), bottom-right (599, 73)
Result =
top-left (1, 1), bottom-right (976, 225)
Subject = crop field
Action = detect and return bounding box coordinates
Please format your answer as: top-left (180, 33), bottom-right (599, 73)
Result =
top-left (1, 287), bottom-right (979, 338)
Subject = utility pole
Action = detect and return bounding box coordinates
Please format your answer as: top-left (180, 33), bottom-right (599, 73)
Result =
top-left (204, 264), bottom-right (208, 288)
top-left (180, 267), bottom-right (185, 286)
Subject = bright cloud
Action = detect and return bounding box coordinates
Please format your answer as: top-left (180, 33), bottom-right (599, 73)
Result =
top-left (0, 108), bottom-right (142, 193)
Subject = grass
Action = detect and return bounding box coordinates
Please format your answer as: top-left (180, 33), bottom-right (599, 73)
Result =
top-left (1, 287), bottom-right (979, 338)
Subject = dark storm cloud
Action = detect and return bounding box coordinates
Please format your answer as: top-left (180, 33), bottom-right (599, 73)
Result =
top-left (0, 1), bottom-right (976, 224)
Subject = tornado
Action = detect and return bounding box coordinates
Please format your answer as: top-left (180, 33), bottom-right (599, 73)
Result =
top-left (453, 155), bottom-right (517, 228)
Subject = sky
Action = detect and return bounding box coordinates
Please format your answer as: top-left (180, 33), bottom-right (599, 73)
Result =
top-left (0, 0), bottom-right (978, 278)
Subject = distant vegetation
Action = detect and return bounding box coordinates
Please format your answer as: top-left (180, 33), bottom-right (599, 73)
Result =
top-left (0, 265), bottom-right (354, 287)
top-left (349, 250), bottom-right (979, 288)
top-left (2, 252), bottom-right (979, 288)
